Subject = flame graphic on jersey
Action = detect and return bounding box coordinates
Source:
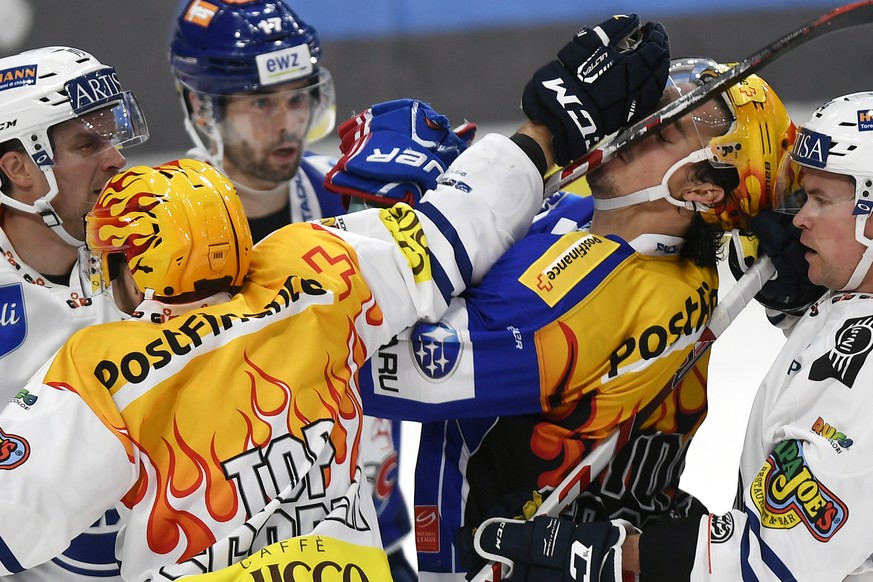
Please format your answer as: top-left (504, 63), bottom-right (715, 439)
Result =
top-left (121, 333), bottom-right (364, 562)
top-left (530, 321), bottom-right (708, 488)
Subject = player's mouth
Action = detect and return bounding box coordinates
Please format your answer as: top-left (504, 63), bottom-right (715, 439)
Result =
top-left (270, 145), bottom-right (299, 164)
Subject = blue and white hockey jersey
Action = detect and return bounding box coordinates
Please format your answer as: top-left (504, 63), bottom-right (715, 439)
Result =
top-left (356, 192), bottom-right (719, 578)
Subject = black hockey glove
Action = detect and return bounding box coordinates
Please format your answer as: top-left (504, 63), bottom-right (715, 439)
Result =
top-left (522, 14), bottom-right (670, 166)
top-left (470, 516), bottom-right (631, 582)
top-left (729, 210), bottom-right (826, 315)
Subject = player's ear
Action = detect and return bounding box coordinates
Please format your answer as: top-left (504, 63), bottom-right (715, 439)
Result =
top-left (0, 149), bottom-right (37, 191)
top-left (678, 182), bottom-right (725, 207)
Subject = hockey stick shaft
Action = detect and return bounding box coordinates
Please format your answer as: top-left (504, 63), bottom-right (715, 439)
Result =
top-left (470, 256), bottom-right (775, 582)
top-left (543, 0), bottom-right (873, 195)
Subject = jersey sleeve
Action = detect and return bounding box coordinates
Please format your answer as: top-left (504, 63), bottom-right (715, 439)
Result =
top-left (0, 365), bottom-right (134, 574)
top-left (317, 133), bottom-right (543, 340)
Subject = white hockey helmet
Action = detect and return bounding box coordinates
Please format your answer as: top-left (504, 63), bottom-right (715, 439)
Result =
top-left (0, 46), bottom-right (148, 245)
top-left (774, 91), bottom-right (873, 290)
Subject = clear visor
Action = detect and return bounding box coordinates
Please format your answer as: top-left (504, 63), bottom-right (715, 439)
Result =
top-left (665, 58), bottom-right (736, 165)
top-left (772, 153), bottom-right (807, 214)
top-left (53, 91), bottom-right (149, 161)
top-left (202, 69), bottom-right (336, 145)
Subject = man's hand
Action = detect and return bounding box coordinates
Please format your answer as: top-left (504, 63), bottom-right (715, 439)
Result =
top-left (471, 516), bottom-right (632, 582)
top-left (522, 14), bottom-right (669, 166)
top-left (324, 98), bottom-right (476, 209)
top-left (744, 210), bottom-right (827, 315)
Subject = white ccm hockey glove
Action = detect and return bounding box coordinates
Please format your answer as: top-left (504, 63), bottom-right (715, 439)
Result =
top-left (472, 515), bottom-right (634, 582)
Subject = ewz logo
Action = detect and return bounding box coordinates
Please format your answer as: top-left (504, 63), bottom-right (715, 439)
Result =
top-left (858, 109), bottom-right (873, 132)
top-left (410, 322), bottom-right (462, 380)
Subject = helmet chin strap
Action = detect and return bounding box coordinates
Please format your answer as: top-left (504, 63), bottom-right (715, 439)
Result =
top-left (841, 215), bottom-right (873, 291)
top-left (593, 148), bottom-right (712, 212)
top-left (0, 167), bottom-right (84, 247)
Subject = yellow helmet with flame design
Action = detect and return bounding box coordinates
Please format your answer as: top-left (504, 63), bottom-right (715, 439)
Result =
top-left (84, 159), bottom-right (252, 300)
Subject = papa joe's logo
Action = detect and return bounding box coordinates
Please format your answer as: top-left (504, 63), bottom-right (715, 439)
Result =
top-left (750, 439), bottom-right (847, 541)
top-left (0, 427), bottom-right (30, 469)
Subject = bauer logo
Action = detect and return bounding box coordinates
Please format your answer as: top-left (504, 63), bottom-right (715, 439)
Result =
top-left (256, 45), bottom-right (313, 85)
top-left (410, 322), bottom-right (462, 381)
top-left (792, 127), bottom-right (830, 169)
top-left (750, 439), bottom-right (847, 541)
top-left (0, 428), bottom-right (29, 469)
top-left (0, 283), bottom-right (26, 358)
top-left (0, 64), bottom-right (37, 92)
top-left (858, 109), bottom-right (873, 132)
top-left (65, 67), bottom-right (123, 115)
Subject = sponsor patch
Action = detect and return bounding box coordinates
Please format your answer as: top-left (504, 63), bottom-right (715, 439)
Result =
top-left (709, 513), bottom-right (735, 543)
top-left (64, 67), bottom-right (123, 115)
top-left (750, 439), bottom-right (847, 541)
top-left (256, 45), bottom-right (313, 86)
top-left (182, 0), bottom-right (219, 27)
top-left (0, 283), bottom-right (26, 358)
top-left (0, 64), bottom-right (37, 92)
top-left (410, 322), bottom-right (462, 381)
top-left (0, 427), bottom-right (29, 469)
top-left (415, 506), bottom-right (440, 552)
top-left (811, 416), bottom-right (854, 452)
top-left (792, 127), bottom-right (831, 169)
top-left (809, 315), bottom-right (873, 388)
top-left (858, 109), bottom-right (873, 132)
top-left (12, 389), bottom-right (37, 411)
top-left (519, 232), bottom-right (619, 307)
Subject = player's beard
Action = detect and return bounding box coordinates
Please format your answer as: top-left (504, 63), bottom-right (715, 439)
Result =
top-left (585, 166), bottom-right (618, 199)
top-left (223, 136), bottom-right (304, 184)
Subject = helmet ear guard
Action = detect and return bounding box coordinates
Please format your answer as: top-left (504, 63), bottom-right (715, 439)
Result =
top-left (84, 159), bottom-right (253, 302)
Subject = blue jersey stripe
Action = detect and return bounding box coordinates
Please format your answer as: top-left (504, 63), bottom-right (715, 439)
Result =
top-left (745, 508), bottom-right (798, 581)
top-left (0, 537), bottom-right (24, 574)
top-left (418, 200), bottom-right (473, 287)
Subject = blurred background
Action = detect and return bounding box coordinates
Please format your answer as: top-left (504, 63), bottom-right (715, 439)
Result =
top-left (0, 0), bottom-right (862, 563)
top-left (2, 0), bottom-right (872, 161)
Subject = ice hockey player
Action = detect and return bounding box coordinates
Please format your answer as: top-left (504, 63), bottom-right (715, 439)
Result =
top-left (167, 1), bottom-right (426, 576)
top-left (472, 91), bottom-right (873, 581)
top-left (0, 46), bottom-right (148, 580)
top-left (0, 25), bottom-right (667, 572)
top-left (328, 50), bottom-right (796, 579)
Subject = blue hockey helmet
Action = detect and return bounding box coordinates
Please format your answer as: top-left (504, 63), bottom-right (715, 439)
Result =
top-left (169, 0), bottom-right (335, 152)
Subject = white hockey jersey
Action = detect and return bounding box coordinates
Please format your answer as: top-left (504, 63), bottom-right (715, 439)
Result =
top-left (650, 291), bottom-right (873, 581)
top-left (0, 134), bottom-right (542, 581)
top-left (0, 224), bottom-right (127, 582)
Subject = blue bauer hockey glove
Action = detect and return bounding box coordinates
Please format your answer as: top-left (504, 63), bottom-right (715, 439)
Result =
top-left (324, 98), bottom-right (476, 209)
top-left (471, 516), bottom-right (632, 582)
top-left (522, 14), bottom-right (670, 166)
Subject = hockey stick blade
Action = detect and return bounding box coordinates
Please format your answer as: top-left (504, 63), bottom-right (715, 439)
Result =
top-left (544, 0), bottom-right (873, 195)
top-left (469, 257), bottom-right (775, 582)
